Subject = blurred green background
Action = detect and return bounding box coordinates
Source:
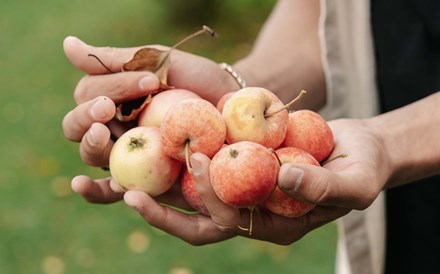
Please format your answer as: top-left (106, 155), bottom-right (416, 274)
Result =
top-left (0, 0), bottom-right (337, 273)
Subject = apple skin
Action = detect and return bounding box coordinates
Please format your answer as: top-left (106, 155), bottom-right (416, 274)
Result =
top-left (181, 168), bottom-right (210, 216)
top-left (263, 147), bottom-right (319, 218)
top-left (216, 91), bottom-right (235, 113)
top-left (281, 110), bottom-right (334, 162)
top-left (209, 141), bottom-right (280, 208)
top-left (138, 89), bottom-right (200, 128)
top-left (222, 87), bottom-right (288, 149)
top-left (109, 126), bottom-right (182, 196)
top-left (160, 98), bottom-right (226, 162)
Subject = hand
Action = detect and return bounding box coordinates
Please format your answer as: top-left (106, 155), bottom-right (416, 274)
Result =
top-left (63, 36), bottom-right (239, 106)
top-left (123, 118), bottom-right (391, 245)
top-left (71, 175), bottom-right (194, 212)
top-left (62, 36), bottom-right (237, 167)
top-left (62, 36), bottom-right (240, 204)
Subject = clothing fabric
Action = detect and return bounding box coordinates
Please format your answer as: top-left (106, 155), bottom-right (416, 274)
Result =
top-left (318, 1), bottom-right (384, 273)
top-left (371, 0), bottom-right (440, 273)
top-left (319, 0), bottom-right (440, 274)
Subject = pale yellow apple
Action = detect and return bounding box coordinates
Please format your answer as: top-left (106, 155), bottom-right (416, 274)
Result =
top-left (109, 126), bottom-right (182, 196)
top-left (222, 87), bottom-right (288, 149)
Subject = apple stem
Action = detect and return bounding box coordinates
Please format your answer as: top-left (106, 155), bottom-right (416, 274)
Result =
top-left (264, 90), bottom-right (307, 118)
top-left (161, 25), bottom-right (216, 67)
top-left (185, 140), bottom-right (193, 174)
top-left (321, 153), bottom-right (348, 165)
top-left (268, 148), bottom-right (282, 166)
top-left (237, 206), bottom-right (255, 236)
top-left (170, 25), bottom-right (216, 52)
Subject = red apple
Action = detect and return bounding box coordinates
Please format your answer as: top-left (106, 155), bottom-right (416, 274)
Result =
top-left (138, 89), bottom-right (200, 127)
top-left (221, 87), bottom-right (288, 149)
top-left (263, 147), bottom-right (319, 217)
top-left (281, 110), bottom-right (334, 162)
top-left (209, 141), bottom-right (279, 208)
top-left (109, 126), bottom-right (182, 196)
top-left (181, 168), bottom-right (210, 216)
top-left (160, 98), bottom-right (226, 163)
top-left (216, 91), bottom-right (235, 113)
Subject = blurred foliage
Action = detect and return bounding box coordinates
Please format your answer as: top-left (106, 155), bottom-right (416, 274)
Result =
top-left (0, 0), bottom-right (337, 273)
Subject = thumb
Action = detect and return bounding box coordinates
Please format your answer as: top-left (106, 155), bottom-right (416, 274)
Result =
top-left (63, 36), bottom-right (142, 74)
top-left (277, 163), bottom-right (375, 210)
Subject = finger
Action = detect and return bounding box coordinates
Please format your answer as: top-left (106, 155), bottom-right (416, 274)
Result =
top-left (71, 175), bottom-right (123, 204)
top-left (109, 178), bottom-right (124, 193)
top-left (63, 36), bottom-right (143, 74)
top-left (189, 153), bottom-right (248, 235)
top-left (155, 183), bottom-right (194, 211)
top-left (277, 163), bottom-right (378, 210)
top-left (73, 71), bottom-right (160, 104)
top-left (79, 123), bottom-right (113, 167)
top-left (304, 206), bottom-right (351, 231)
top-left (124, 191), bottom-right (233, 245)
top-left (62, 96), bottom-right (115, 141)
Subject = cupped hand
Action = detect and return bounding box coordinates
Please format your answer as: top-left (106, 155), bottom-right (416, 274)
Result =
top-left (62, 36), bottom-right (240, 169)
top-left (124, 152), bottom-right (349, 245)
top-left (123, 118), bottom-right (392, 245)
top-left (280, 118), bottom-right (392, 210)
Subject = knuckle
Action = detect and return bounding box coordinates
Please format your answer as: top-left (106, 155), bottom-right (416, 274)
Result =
top-left (313, 180), bottom-right (334, 205)
top-left (212, 219), bottom-right (239, 235)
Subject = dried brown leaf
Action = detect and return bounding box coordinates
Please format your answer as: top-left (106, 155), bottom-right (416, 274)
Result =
top-left (112, 25), bottom-right (215, 122)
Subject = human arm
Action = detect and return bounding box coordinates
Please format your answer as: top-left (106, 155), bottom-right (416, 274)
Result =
top-left (234, 0), bottom-right (325, 110)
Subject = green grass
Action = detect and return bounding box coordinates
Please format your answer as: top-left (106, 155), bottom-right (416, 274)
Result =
top-left (0, 0), bottom-right (337, 273)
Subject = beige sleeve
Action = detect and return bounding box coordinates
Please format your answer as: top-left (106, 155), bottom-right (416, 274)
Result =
top-left (318, 1), bottom-right (385, 274)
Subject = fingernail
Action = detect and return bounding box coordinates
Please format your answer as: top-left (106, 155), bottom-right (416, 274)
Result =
top-left (86, 124), bottom-right (98, 147)
top-left (91, 97), bottom-right (110, 120)
top-left (190, 154), bottom-right (202, 176)
top-left (138, 75), bottom-right (157, 92)
top-left (280, 165), bottom-right (304, 193)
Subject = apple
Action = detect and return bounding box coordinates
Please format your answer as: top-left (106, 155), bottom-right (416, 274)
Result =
top-left (109, 126), bottom-right (182, 196)
top-left (216, 91), bottom-right (235, 113)
top-left (181, 168), bottom-right (210, 216)
top-left (138, 89), bottom-right (200, 127)
top-left (281, 110), bottom-right (334, 162)
top-left (209, 141), bottom-right (280, 208)
top-left (160, 98), bottom-right (226, 163)
top-left (263, 147), bottom-right (319, 218)
top-left (221, 87), bottom-right (288, 149)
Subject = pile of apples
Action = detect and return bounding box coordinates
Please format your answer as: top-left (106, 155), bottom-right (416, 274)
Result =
top-left (109, 87), bottom-right (334, 222)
